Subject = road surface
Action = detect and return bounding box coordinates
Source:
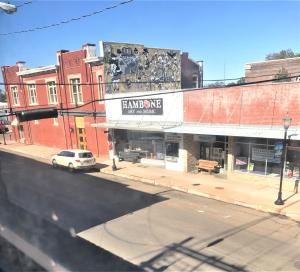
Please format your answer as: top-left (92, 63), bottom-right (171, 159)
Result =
top-left (0, 149), bottom-right (300, 271)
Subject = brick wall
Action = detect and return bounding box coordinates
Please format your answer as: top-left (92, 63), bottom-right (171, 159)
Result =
top-left (245, 57), bottom-right (300, 83)
top-left (184, 82), bottom-right (300, 126)
top-left (183, 134), bottom-right (199, 172)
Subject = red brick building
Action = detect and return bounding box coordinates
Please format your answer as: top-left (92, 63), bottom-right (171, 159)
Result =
top-left (2, 41), bottom-right (201, 157)
top-left (2, 44), bottom-right (109, 157)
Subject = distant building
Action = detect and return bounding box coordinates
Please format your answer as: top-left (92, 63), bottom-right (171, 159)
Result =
top-left (245, 56), bottom-right (300, 83)
top-left (100, 41), bottom-right (203, 93)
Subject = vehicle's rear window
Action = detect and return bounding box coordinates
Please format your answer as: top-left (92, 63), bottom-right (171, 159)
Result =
top-left (79, 152), bottom-right (93, 158)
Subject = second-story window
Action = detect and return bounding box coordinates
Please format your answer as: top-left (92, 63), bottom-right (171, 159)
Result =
top-left (11, 86), bottom-right (19, 105)
top-left (192, 75), bottom-right (198, 88)
top-left (70, 78), bottom-right (83, 104)
top-left (28, 84), bottom-right (38, 105)
top-left (98, 75), bottom-right (104, 101)
top-left (47, 81), bottom-right (58, 104)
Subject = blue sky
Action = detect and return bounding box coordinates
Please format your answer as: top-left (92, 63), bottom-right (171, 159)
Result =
top-left (0, 0), bottom-right (299, 84)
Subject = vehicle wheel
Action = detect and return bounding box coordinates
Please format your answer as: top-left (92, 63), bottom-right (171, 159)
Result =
top-left (68, 163), bottom-right (75, 173)
top-left (52, 159), bottom-right (58, 168)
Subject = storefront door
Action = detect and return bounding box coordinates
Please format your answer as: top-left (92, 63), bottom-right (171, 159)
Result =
top-left (75, 117), bottom-right (87, 150)
top-left (198, 136), bottom-right (227, 168)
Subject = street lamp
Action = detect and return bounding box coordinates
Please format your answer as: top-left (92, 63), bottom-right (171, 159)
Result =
top-left (0, 2), bottom-right (17, 14)
top-left (275, 116), bottom-right (292, 205)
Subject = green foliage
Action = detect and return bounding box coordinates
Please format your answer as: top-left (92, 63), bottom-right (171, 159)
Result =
top-left (266, 49), bottom-right (300, 60)
top-left (207, 81), bottom-right (225, 88)
top-left (237, 77), bottom-right (245, 84)
top-left (226, 77), bottom-right (245, 87)
top-left (274, 67), bottom-right (291, 82)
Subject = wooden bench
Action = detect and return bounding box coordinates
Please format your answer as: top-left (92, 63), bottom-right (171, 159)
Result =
top-left (118, 151), bottom-right (140, 163)
top-left (196, 160), bottom-right (220, 174)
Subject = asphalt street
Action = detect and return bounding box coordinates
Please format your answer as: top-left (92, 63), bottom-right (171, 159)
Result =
top-left (0, 150), bottom-right (300, 271)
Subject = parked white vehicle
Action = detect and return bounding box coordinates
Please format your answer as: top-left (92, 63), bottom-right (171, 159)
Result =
top-left (51, 150), bottom-right (97, 172)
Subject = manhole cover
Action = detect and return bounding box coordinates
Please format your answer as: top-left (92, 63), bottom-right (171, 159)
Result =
top-left (215, 187), bottom-right (224, 190)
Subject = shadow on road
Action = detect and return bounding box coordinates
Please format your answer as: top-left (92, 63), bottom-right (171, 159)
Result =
top-left (0, 151), bottom-right (167, 232)
top-left (140, 236), bottom-right (247, 271)
top-left (0, 197), bottom-right (140, 271)
top-left (0, 150), bottom-right (168, 270)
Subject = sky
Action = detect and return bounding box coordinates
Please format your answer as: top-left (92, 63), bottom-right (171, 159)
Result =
top-left (0, 0), bottom-right (299, 84)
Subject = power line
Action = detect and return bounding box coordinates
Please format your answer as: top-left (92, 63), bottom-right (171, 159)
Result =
top-left (0, 0), bottom-right (134, 36)
top-left (16, 1), bottom-right (33, 8)
top-left (61, 74), bottom-right (300, 111)
top-left (1, 71), bottom-right (299, 86)
top-left (0, 74), bottom-right (299, 117)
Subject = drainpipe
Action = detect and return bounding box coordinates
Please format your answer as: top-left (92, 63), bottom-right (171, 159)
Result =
top-left (19, 76), bottom-right (33, 145)
top-left (88, 63), bottom-right (100, 157)
top-left (56, 64), bottom-right (68, 149)
top-left (2, 68), bottom-right (17, 141)
top-left (58, 53), bottom-right (73, 148)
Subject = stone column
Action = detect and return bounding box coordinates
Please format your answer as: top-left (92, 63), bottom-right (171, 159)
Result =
top-left (227, 136), bottom-right (236, 174)
top-left (183, 134), bottom-right (199, 172)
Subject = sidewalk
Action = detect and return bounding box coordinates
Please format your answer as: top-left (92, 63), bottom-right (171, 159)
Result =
top-left (1, 142), bottom-right (299, 222)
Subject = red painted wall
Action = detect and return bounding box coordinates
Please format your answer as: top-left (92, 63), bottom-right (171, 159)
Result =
top-left (184, 82), bottom-right (300, 126)
top-left (2, 46), bottom-right (109, 156)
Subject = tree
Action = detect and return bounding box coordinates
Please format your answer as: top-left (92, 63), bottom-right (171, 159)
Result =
top-left (226, 77), bottom-right (245, 87)
top-left (0, 89), bottom-right (7, 102)
top-left (266, 49), bottom-right (300, 60)
top-left (206, 81), bottom-right (225, 88)
top-left (237, 77), bottom-right (245, 84)
top-left (274, 67), bottom-right (291, 82)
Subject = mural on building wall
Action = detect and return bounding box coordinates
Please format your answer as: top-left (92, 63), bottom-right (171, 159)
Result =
top-left (102, 42), bottom-right (181, 93)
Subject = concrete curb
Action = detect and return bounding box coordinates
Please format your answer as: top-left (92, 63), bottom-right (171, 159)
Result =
top-left (100, 168), bottom-right (300, 222)
top-left (1, 146), bottom-right (299, 222)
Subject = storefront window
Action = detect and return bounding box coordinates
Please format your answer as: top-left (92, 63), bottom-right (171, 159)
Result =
top-left (166, 142), bottom-right (179, 157)
top-left (234, 143), bottom-right (249, 172)
top-left (286, 140), bottom-right (300, 178)
top-left (114, 130), bottom-right (165, 160)
top-left (235, 138), bottom-right (283, 176)
top-left (198, 136), bottom-right (227, 168)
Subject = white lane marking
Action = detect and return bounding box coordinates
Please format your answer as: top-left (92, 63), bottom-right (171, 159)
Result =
top-left (198, 210), bottom-right (205, 213)
top-left (224, 215), bottom-right (232, 219)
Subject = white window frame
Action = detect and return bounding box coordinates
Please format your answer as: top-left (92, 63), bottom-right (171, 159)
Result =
top-left (69, 76), bottom-right (83, 104)
top-left (46, 79), bottom-right (58, 105)
top-left (192, 74), bottom-right (199, 88)
top-left (53, 118), bottom-right (59, 126)
top-left (11, 85), bottom-right (20, 106)
top-left (27, 83), bottom-right (38, 105)
top-left (97, 74), bottom-right (104, 103)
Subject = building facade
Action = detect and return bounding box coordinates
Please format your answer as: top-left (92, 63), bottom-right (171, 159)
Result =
top-left (245, 56), bottom-right (300, 83)
top-left (94, 81), bottom-right (300, 182)
top-left (1, 44), bottom-right (109, 157)
top-left (2, 41), bottom-right (201, 157)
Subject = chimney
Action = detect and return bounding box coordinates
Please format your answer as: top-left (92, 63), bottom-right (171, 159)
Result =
top-left (16, 61), bottom-right (26, 72)
top-left (56, 50), bottom-right (69, 65)
top-left (82, 43), bottom-right (96, 59)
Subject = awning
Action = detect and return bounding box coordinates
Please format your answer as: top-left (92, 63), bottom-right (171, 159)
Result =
top-left (91, 121), bottom-right (300, 140)
top-left (91, 121), bottom-right (182, 132)
top-left (164, 123), bottom-right (300, 140)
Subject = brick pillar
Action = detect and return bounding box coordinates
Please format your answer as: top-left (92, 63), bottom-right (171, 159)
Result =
top-left (183, 134), bottom-right (199, 172)
top-left (227, 136), bottom-right (235, 174)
